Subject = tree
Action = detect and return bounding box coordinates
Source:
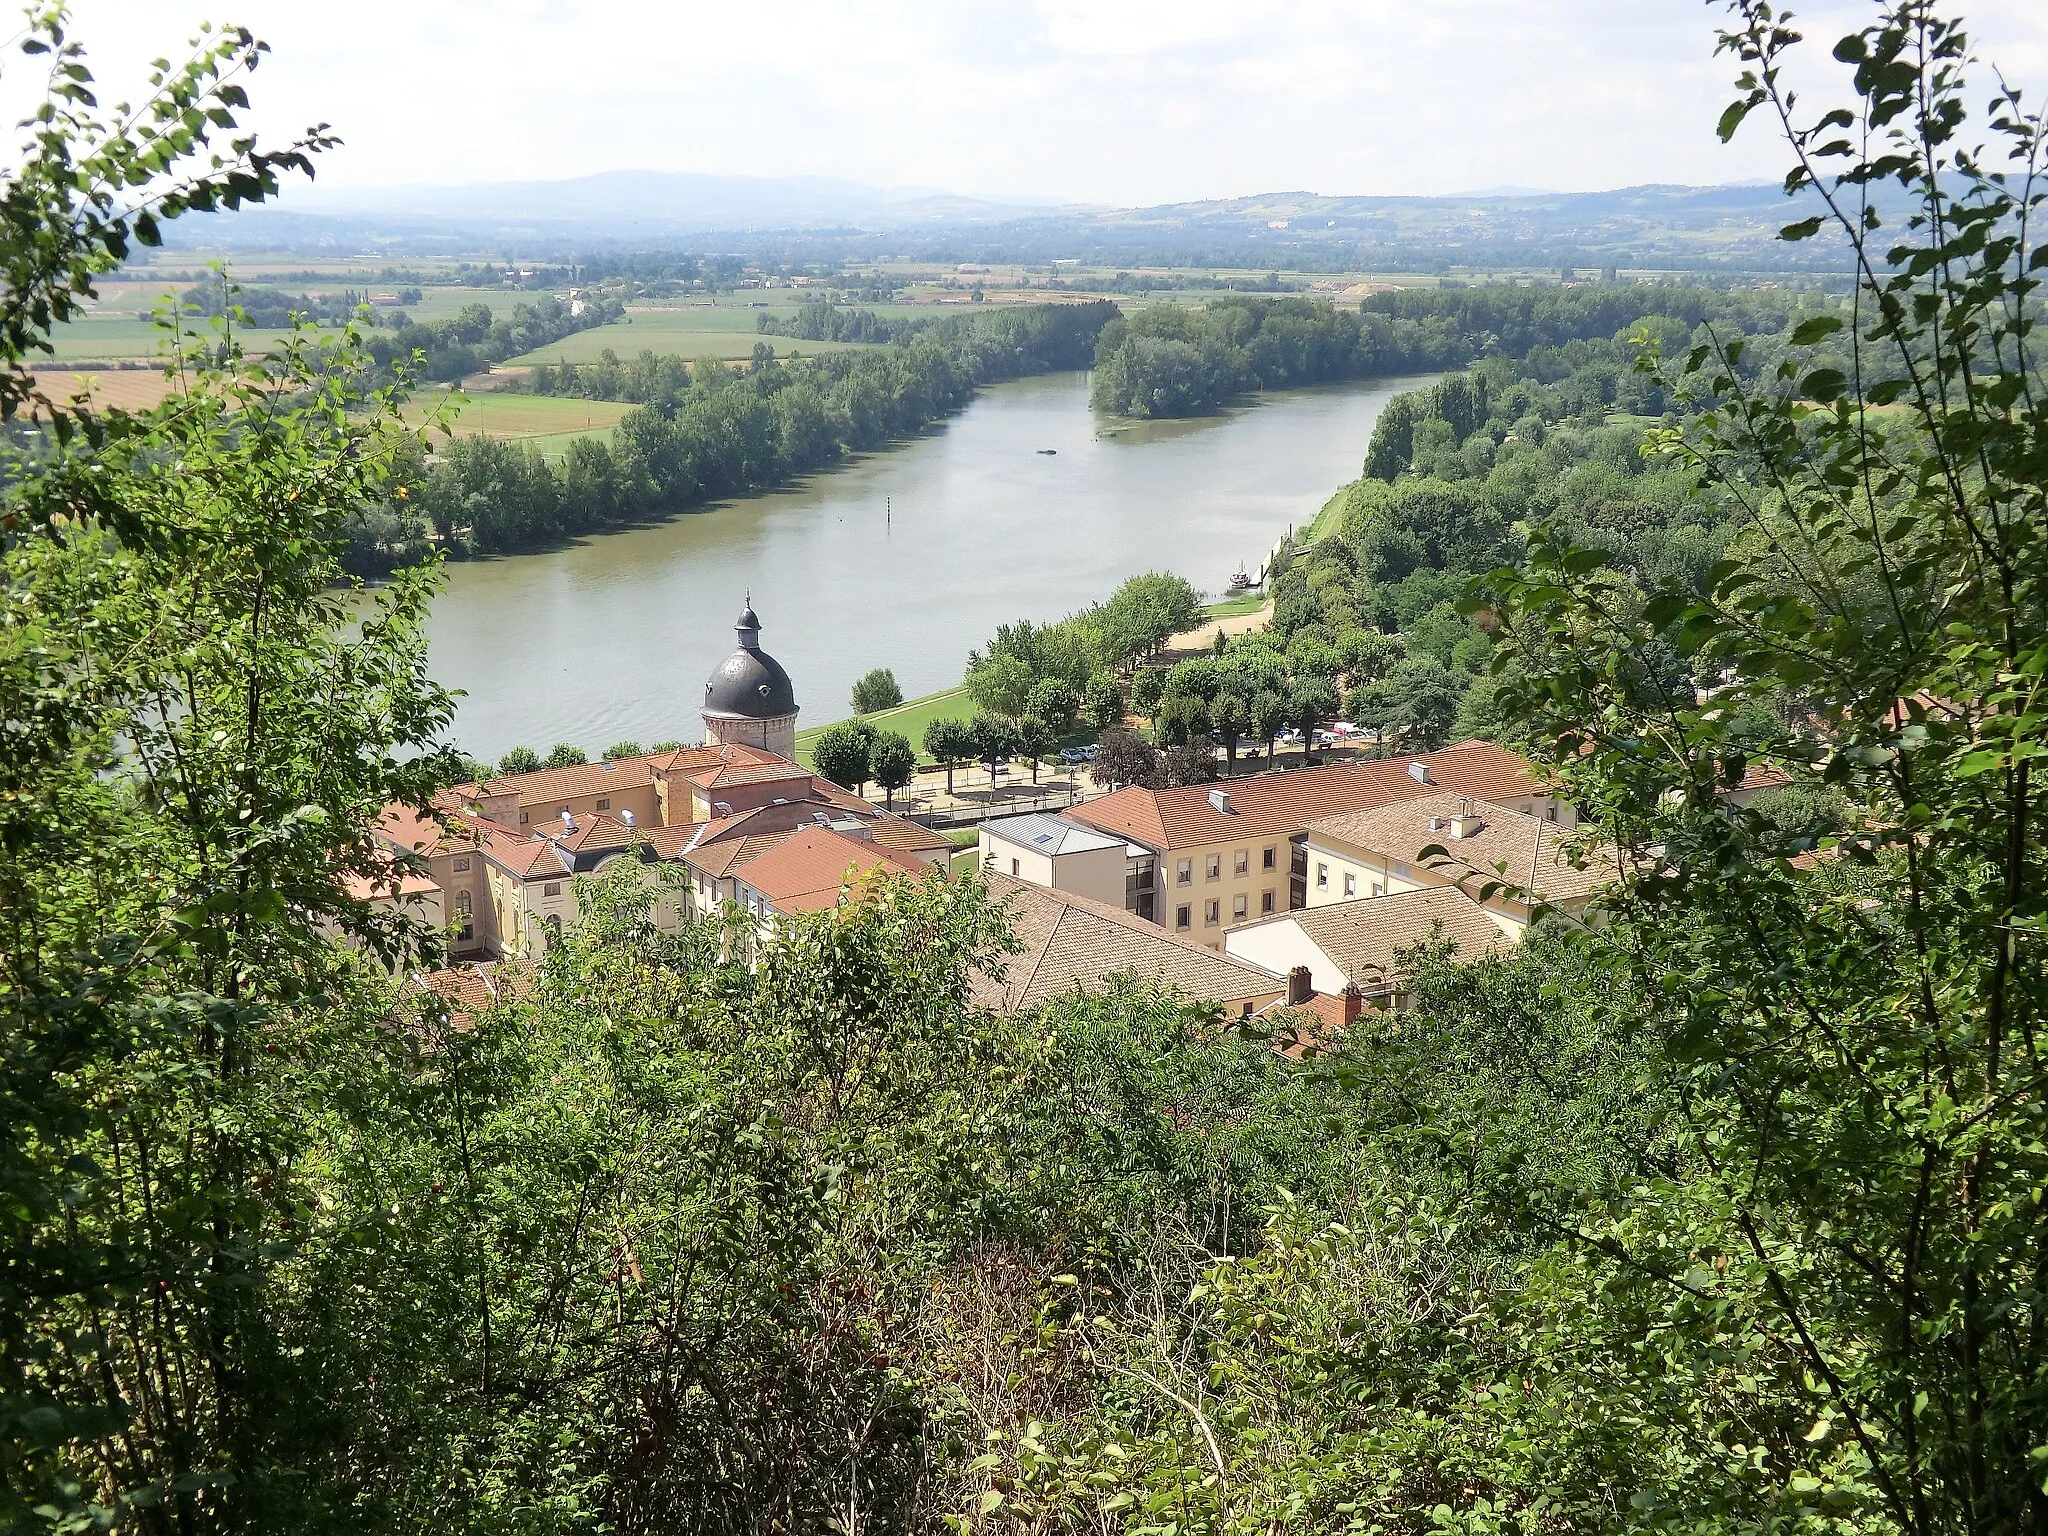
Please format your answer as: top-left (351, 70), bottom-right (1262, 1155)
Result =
top-left (1212, 692), bottom-right (1249, 773)
top-left (851, 667), bottom-right (903, 715)
top-left (1024, 677), bottom-right (1080, 737)
top-left (604, 739), bottom-right (644, 760)
top-left (1161, 736), bottom-right (1220, 787)
top-left (498, 744), bottom-right (542, 775)
top-left (1093, 725), bottom-right (1158, 790)
top-left (1131, 668), bottom-right (1166, 717)
top-left (546, 742), bottom-right (588, 768)
top-left (867, 730), bottom-right (917, 808)
top-left (1466, 8), bottom-right (2048, 1526)
top-left (965, 652), bottom-right (1035, 720)
top-left (1084, 671), bottom-right (1126, 731)
top-left (969, 714), bottom-right (1020, 783)
top-left (1353, 657), bottom-right (1461, 753)
top-left (1153, 694), bottom-right (1211, 749)
top-left (1017, 714), bottom-right (1054, 784)
top-left (650, 738), bottom-right (685, 753)
top-left (1252, 689), bottom-right (1289, 763)
top-left (1288, 675), bottom-right (1339, 761)
top-left (812, 719), bottom-right (878, 794)
top-left (923, 716), bottom-right (975, 797)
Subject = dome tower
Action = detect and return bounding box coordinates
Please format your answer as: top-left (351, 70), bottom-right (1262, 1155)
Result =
top-left (702, 601), bottom-right (800, 760)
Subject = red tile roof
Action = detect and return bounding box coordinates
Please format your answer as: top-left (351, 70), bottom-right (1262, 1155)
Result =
top-left (735, 826), bottom-right (931, 914)
top-left (1067, 740), bottom-right (1549, 852)
top-left (1306, 794), bottom-right (1619, 906)
top-left (439, 752), bottom-right (662, 811)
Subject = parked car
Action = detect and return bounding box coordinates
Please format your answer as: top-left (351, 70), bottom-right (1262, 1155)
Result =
top-left (1059, 745), bottom-right (1098, 764)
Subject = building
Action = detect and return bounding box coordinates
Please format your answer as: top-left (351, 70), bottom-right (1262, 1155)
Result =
top-left (1062, 740), bottom-right (1568, 952)
top-left (1301, 792), bottom-right (1618, 932)
top-left (701, 603), bottom-right (799, 760)
top-left (681, 798), bottom-right (950, 916)
top-left (730, 825), bottom-right (933, 921)
top-left (974, 871), bottom-right (1285, 1016)
top-left (978, 813), bottom-right (1131, 909)
top-left (1225, 885), bottom-right (1511, 1005)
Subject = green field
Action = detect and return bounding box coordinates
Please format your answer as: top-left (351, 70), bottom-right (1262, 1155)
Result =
top-left (794, 685), bottom-right (979, 768)
top-left (1201, 591), bottom-right (1270, 619)
top-left (403, 391), bottom-right (637, 457)
top-left (505, 305), bottom-right (888, 368)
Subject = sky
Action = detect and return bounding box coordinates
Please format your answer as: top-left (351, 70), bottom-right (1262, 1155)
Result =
top-left (38, 0), bottom-right (2048, 207)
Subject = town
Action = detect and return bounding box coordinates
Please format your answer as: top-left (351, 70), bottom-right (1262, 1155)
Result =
top-left (360, 600), bottom-right (1778, 1030)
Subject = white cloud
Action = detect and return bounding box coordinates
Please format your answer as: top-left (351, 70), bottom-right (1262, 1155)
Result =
top-left (32, 0), bottom-right (2048, 205)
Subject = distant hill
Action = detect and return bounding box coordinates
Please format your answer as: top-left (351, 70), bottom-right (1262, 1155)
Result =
top-left (170, 172), bottom-right (1848, 274)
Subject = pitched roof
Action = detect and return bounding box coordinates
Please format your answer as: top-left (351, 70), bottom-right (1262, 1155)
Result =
top-left (982, 813), bottom-right (1127, 857)
top-left (975, 871), bottom-right (1285, 1014)
top-left (679, 759), bottom-right (815, 793)
top-left (685, 830), bottom-right (794, 880)
top-left (1235, 886), bottom-right (1511, 989)
top-left (734, 826), bottom-right (931, 914)
top-left (409, 962), bottom-right (535, 1030)
top-left (650, 740), bottom-right (786, 775)
top-left (1306, 793), bottom-right (1618, 906)
top-left (439, 752), bottom-right (661, 811)
top-left (1066, 740), bottom-right (1549, 852)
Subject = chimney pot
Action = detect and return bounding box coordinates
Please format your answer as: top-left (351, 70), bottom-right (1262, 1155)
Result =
top-left (1341, 982), bottom-right (1363, 1025)
top-left (1287, 965), bottom-right (1312, 1006)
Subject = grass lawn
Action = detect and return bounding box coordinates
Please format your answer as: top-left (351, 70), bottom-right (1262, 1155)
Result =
top-left (1201, 592), bottom-right (1269, 620)
top-left (403, 391), bottom-right (637, 445)
top-left (1302, 484), bottom-right (1352, 544)
top-left (794, 685), bottom-right (979, 768)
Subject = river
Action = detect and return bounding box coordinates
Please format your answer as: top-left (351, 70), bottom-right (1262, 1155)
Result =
top-left (426, 370), bottom-right (1427, 761)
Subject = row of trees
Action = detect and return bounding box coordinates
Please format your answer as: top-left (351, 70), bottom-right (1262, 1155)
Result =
top-left (1088, 282), bottom-right (1811, 419)
top-left (362, 291), bottom-right (628, 383)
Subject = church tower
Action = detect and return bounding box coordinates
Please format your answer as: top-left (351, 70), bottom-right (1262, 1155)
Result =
top-left (701, 602), bottom-right (800, 760)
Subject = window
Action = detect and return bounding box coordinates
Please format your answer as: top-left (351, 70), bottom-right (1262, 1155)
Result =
top-left (1316, 862), bottom-right (1328, 889)
top-left (1206, 854), bottom-right (1221, 881)
top-left (1261, 890), bottom-right (1275, 914)
top-left (1176, 859), bottom-right (1192, 886)
top-left (595, 797), bottom-right (610, 811)
top-left (1011, 858), bottom-right (1020, 876)
top-left (452, 890), bottom-right (473, 940)
top-left (1343, 873), bottom-right (1356, 897)
top-left (1175, 904), bottom-right (1192, 930)
top-left (1262, 846), bottom-right (1276, 870)
top-left (1234, 849), bottom-right (1249, 876)
top-left (1232, 893), bottom-right (1247, 920)
top-left (1546, 804), bottom-right (1558, 822)
top-left (452, 856), bottom-right (470, 873)
top-left (543, 882), bottom-right (561, 897)
top-left (1371, 881), bottom-right (1384, 898)
top-left (1204, 899), bottom-right (1220, 926)
top-left (519, 812), bottom-right (529, 825)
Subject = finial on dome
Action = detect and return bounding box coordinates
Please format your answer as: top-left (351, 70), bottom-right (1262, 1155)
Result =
top-left (735, 598), bottom-right (762, 646)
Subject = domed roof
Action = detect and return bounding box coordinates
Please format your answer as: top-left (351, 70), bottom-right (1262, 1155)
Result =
top-left (704, 604), bottom-right (797, 720)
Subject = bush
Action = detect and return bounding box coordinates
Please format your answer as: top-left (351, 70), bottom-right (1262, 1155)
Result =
top-left (545, 743), bottom-right (588, 768)
top-left (604, 740), bottom-right (644, 760)
top-left (497, 745), bottom-right (542, 775)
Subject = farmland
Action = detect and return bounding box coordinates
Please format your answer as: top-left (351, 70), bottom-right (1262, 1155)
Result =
top-left (502, 302), bottom-right (907, 367)
top-left (402, 391), bottom-right (638, 459)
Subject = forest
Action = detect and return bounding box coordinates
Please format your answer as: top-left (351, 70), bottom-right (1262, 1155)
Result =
top-left (8, 5), bottom-right (2048, 1536)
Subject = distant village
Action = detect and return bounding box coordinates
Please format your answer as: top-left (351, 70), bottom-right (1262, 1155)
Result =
top-left (361, 602), bottom-right (1784, 1030)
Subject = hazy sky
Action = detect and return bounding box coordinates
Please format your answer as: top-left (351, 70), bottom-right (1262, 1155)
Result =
top-left (42, 0), bottom-right (2048, 206)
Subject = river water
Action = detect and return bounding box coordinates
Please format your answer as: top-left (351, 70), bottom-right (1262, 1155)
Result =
top-left (426, 370), bottom-right (1426, 761)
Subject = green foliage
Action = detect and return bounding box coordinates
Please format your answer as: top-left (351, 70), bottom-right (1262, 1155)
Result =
top-left (602, 738), bottom-right (643, 760)
top-left (1083, 671), bottom-right (1125, 730)
top-left (496, 744), bottom-right (541, 775)
top-left (868, 729), bottom-right (917, 806)
top-left (852, 665), bottom-right (905, 715)
top-left (923, 715), bottom-right (976, 795)
top-left (544, 742), bottom-right (587, 768)
top-left (812, 718), bottom-right (878, 792)
top-left (1130, 667), bottom-right (1165, 716)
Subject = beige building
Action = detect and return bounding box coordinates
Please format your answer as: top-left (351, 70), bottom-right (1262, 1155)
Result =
top-left (1225, 885), bottom-right (1511, 1005)
top-left (978, 814), bottom-right (1130, 909)
top-left (1302, 792), bottom-right (1619, 932)
top-left (975, 871), bottom-right (1285, 1016)
top-left (1063, 740), bottom-right (1567, 953)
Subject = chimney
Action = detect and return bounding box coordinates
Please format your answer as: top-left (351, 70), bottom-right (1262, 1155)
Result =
top-left (621, 809), bottom-right (635, 827)
top-left (1449, 798), bottom-right (1484, 840)
top-left (1208, 788), bottom-right (1233, 814)
top-left (1287, 965), bottom-right (1312, 1005)
top-left (1429, 815), bottom-right (1445, 832)
top-left (560, 810), bottom-right (574, 829)
top-left (1408, 761), bottom-right (1431, 785)
top-left (1340, 982), bottom-right (1363, 1025)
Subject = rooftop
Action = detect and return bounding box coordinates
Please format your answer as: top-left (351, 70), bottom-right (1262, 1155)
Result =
top-left (981, 813), bottom-right (1127, 858)
top-left (733, 826), bottom-right (931, 914)
top-left (975, 870), bottom-right (1285, 1015)
top-left (1306, 793), bottom-right (1619, 906)
top-left (1232, 885), bottom-right (1510, 989)
top-left (1066, 740), bottom-right (1548, 852)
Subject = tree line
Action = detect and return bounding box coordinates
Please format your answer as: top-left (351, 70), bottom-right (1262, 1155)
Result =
top-left (345, 301), bottom-right (1115, 564)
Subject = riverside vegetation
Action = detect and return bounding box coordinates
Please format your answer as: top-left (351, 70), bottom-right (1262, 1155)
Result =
top-left (6, 4), bottom-right (2048, 1536)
